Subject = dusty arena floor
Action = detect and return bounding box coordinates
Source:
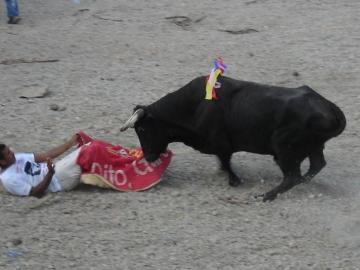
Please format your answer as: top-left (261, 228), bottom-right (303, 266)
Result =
top-left (1, 0), bottom-right (360, 269)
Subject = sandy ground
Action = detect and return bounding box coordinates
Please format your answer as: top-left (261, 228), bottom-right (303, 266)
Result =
top-left (1, 0), bottom-right (360, 269)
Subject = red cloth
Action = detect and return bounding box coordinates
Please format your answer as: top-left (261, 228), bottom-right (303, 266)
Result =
top-left (76, 131), bottom-right (93, 146)
top-left (75, 132), bottom-right (172, 191)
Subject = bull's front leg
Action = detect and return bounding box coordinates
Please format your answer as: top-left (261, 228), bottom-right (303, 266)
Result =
top-left (217, 153), bottom-right (243, 186)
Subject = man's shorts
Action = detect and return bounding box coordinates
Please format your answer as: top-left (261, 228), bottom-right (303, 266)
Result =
top-left (55, 147), bottom-right (82, 191)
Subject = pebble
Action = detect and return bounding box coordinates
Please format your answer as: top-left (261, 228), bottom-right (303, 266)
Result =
top-left (50, 104), bottom-right (67, 111)
top-left (269, 250), bottom-right (281, 256)
top-left (11, 238), bottom-right (23, 246)
top-left (18, 84), bottom-right (49, 98)
top-left (292, 71), bottom-right (300, 77)
top-left (50, 104), bottom-right (60, 111)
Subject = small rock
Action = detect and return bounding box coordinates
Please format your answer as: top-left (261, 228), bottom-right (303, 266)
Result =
top-left (292, 71), bottom-right (300, 77)
top-left (50, 104), bottom-right (60, 111)
top-left (269, 250), bottom-right (281, 256)
top-left (11, 238), bottom-right (22, 246)
top-left (280, 212), bottom-right (289, 219)
top-left (18, 84), bottom-right (49, 98)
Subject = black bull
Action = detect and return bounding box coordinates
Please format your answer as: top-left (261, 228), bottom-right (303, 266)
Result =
top-left (121, 76), bottom-right (346, 201)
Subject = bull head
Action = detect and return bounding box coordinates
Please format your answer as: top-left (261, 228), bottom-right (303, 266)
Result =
top-left (120, 108), bottom-right (145, 131)
top-left (120, 106), bottom-right (169, 162)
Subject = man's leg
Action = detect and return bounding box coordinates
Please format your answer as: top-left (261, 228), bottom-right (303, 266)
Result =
top-left (5, 0), bottom-right (20, 24)
top-left (54, 147), bottom-right (82, 191)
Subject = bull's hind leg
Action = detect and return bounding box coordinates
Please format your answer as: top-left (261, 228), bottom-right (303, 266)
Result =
top-left (262, 125), bottom-right (311, 201)
top-left (263, 155), bottom-right (304, 201)
top-left (217, 153), bottom-right (243, 187)
top-left (303, 145), bottom-right (326, 182)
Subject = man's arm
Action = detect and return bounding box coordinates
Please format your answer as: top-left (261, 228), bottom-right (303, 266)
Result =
top-left (30, 159), bottom-right (55, 198)
top-left (34, 134), bottom-right (78, 163)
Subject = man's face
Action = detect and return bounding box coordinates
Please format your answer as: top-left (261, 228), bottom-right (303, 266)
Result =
top-left (0, 146), bottom-right (16, 168)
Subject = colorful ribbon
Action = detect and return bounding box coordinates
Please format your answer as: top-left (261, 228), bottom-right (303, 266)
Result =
top-left (205, 57), bottom-right (227, 100)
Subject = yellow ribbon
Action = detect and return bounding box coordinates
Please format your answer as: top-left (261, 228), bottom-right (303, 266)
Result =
top-left (205, 68), bottom-right (221, 100)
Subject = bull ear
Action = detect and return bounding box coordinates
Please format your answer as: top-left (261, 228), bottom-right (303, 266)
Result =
top-left (120, 108), bottom-right (145, 132)
top-left (134, 105), bottom-right (146, 112)
top-left (135, 105), bottom-right (154, 118)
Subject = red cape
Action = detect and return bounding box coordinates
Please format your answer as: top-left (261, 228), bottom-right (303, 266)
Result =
top-left (76, 132), bottom-right (172, 191)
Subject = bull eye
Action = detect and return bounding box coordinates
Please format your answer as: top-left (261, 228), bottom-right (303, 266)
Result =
top-left (138, 127), bottom-right (145, 132)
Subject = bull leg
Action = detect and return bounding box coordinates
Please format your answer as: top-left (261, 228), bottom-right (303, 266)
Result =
top-left (263, 126), bottom-right (311, 201)
top-left (263, 158), bottom-right (303, 202)
top-left (217, 153), bottom-right (243, 187)
top-left (303, 146), bottom-right (326, 182)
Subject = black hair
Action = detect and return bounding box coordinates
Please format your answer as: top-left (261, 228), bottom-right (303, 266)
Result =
top-left (0, 144), bottom-right (6, 160)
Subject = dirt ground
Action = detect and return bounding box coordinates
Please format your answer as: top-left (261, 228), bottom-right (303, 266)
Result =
top-left (1, 0), bottom-right (360, 269)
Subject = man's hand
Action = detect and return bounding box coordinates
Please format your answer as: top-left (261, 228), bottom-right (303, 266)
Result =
top-left (30, 159), bottom-right (56, 198)
top-left (69, 133), bottom-right (80, 147)
top-left (47, 158), bottom-right (55, 175)
top-left (34, 133), bottom-right (80, 163)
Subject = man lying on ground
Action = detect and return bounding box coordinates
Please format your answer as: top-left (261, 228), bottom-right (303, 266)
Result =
top-left (0, 132), bottom-right (172, 198)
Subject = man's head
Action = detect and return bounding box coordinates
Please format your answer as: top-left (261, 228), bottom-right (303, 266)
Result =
top-left (0, 144), bottom-right (16, 169)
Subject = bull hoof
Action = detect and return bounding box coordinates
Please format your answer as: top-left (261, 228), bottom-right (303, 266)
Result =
top-left (301, 175), bottom-right (313, 183)
top-left (254, 193), bottom-right (264, 199)
top-left (262, 192), bottom-right (277, 202)
top-left (229, 176), bottom-right (243, 187)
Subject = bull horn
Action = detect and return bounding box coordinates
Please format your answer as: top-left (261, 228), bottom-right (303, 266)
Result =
top-left (120, 109), bottom-right (145, 131)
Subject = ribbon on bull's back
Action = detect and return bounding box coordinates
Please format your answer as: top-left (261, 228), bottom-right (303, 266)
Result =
top-left (75, 131), bottom-right (172, 191)
top-left (205, 57), bottom-right (227, 100)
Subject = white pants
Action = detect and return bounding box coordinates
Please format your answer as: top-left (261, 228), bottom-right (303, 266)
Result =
top-left (55, 147), bottom-right (82, 191)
